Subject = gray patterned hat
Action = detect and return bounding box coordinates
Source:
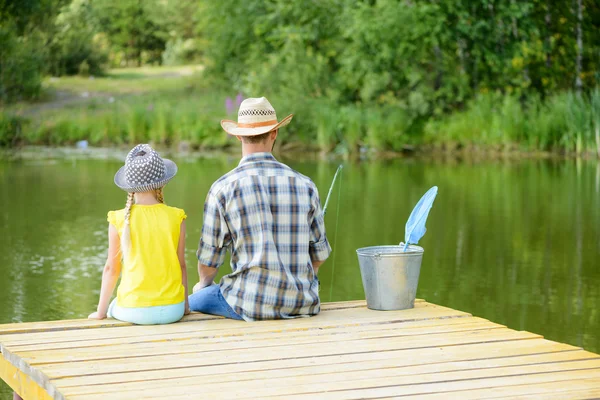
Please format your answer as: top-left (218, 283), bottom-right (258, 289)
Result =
top-left (114, 144), bottom-right (177, 192)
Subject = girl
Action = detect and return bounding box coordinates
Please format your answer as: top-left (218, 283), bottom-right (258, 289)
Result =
top-left (88, 144), bottom-right (189, 324)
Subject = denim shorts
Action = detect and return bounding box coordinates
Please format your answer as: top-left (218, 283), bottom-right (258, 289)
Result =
top-left (188, 284), bottom-right (244, 320)
top-left (108, 299), bottom-right (185, 325)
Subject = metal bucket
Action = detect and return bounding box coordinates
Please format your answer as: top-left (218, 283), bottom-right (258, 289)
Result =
top-left (356, 245), bottom-right (424, 311)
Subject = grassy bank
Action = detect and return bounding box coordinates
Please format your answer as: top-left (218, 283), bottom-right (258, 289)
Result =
top-left (425, 90), bottom-right (600, 156)
top-left (1, 67), bottom-right (600, 157)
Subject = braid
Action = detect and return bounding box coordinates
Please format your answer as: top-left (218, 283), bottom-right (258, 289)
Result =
top-left (121, 192), bottom-right (135, 260)
top-left (155, 187), bottom-right (164, 204)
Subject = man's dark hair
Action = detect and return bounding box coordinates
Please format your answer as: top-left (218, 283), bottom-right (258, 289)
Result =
top-left (241, 131), bottom-right (273, 144)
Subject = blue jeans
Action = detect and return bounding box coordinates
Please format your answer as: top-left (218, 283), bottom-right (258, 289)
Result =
top-left (188, 284), bottom-right (243, 320)
top-left (108, 299), bottom-right (185, 325)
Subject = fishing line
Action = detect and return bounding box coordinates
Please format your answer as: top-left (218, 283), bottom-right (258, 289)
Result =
top-left (328, 166), bottom-right (343, 302)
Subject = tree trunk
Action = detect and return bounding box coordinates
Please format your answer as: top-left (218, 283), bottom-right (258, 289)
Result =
top-left (457, 39), bottom-right (466, 74)
top-left (545, 5), bottom-right (552, 68)
top-left (510, 0), bottom-right (519, 39)
top-left (596, 123), bottom-right (600, 158)
top-left (434, 45), bottom-right (442, 90)
top-left (575, 0), bottom-right (583, 93)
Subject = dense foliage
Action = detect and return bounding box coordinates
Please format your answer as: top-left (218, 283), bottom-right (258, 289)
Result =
top-left (1, 0), bottom-right (600, 154)
top-left (201, 0), bottom-right (599, 109)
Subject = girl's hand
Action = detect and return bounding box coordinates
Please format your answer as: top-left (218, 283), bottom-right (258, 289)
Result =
top-left (88, 311), bottom-right (107, 320)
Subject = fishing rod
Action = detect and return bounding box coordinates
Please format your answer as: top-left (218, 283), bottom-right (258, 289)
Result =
top-left (323, 165), bottom-right (343, 215)
top-left (321, 164), bottom-right (343, 302)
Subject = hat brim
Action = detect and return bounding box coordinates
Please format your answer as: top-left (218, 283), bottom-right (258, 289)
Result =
top-left (114, 159), bottom-right (178, 192)
top-left (221, 114), bottom-right (293, 136)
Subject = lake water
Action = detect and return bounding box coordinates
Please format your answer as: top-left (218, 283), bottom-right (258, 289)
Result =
top-left (1, 151), bottom-right (599, 397)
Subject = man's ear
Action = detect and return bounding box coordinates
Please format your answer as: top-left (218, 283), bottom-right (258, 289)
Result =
top-left (270, 129), bottom-right (278, 140)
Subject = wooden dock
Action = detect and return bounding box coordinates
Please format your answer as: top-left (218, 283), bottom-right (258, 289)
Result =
top-left (1, 299), bottom-right (600, 399)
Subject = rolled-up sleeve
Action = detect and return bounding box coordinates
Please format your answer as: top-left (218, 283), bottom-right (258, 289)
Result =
top-left (197, 192), bottom-right (230, 268)
top-left (309, 187), bottom-right (332, 262)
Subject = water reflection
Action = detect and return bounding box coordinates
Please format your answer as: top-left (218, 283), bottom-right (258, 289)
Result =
top-left (0, 156), bottom-right (598, 356)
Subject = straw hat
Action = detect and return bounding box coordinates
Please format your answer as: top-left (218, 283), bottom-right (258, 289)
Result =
top-left (221, 97), bottom-right (293, 136)
top-left (114, 144), bottom-right (177, 192)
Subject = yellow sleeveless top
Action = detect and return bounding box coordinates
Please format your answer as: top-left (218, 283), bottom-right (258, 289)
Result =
top-left (107, 204), bottom-right (186, 308)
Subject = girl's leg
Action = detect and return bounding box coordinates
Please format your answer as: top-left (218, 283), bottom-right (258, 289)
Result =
top-left (188, 284), bottom-right (243, 320)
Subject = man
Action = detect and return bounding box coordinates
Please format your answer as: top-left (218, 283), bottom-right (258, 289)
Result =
top-left (188, 97), bottom-right (331, 321)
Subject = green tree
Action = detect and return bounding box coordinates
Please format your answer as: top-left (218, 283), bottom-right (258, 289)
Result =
top-left (93, 0), bottom-right (168, 67)
top-left (160, 0), bottom-right (202, 65)
top-left (0, 0), bottom-right (64, 103)
top-left (47, 0), bottom-right (108, 76)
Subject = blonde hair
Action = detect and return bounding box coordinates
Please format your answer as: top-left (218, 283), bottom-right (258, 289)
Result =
top-left (120, 188), bottom-right (165, 260)
top-left (154, 187), bottom-right (164, 204)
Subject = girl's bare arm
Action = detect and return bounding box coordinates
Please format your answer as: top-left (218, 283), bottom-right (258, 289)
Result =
top-left (178, 220), bottom-right (190, 315)
top-left (89, 224), bottom-right (122, 319)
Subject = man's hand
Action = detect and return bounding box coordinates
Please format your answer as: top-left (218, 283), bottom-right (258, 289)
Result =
top-left (193, 281), bottom-right (210, 293)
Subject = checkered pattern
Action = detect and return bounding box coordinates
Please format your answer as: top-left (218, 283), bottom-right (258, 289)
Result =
top-left (197, 153), bottom-right (331, 321)
top-left (238, 108), bottom-right (276, 117)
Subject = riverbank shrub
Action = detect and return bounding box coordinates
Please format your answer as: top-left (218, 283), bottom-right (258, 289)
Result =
top-left (0, 112), bottom-right (27, 147)
top-left (6, 86), bottom-right (597, 156)
top-left (424, 90), bottom-right (600, 154)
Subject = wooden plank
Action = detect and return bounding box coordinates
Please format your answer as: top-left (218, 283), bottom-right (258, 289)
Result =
top-left (276, 370), bottom-right (600, 400)
top-left (20, 328), bottom-right (537, 371)
top-left (0, 302), bottom-right (464, 347)
top-left (0, 318), bottom-right (131, 335)
top-left (10, 330), bottom-right (536, 394)
top-left (17, 320), bottom-right (504, 365)
top-left (320, 299), bottom-right (426, 310)
top-left (0, 313), bottom-right (221, 336)
top-left (66, 360), bottom-right (600, 399)
top-left (0, 352), bottom-right (53, 400)
top-left (215, 366), bottom-right (600, 400)
top-left (504, 388), bottom-right (600, 399)
top-left (51, 338), bottom-right (577, 389)
top-left (412, 379), bottom-right (600, 400)
top-left (59, 350), bottom-right (597, 397)
top-left (0, 299), bottom-right (379, 336)
top-left (297, 375), bottom-right (600, 400)
top-left (9, 315), bottom-right (489, 354)
top-left (17, 329), bottom-right (540, 396)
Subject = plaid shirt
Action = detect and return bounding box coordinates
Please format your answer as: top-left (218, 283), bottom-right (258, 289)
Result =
top-left (197, 152), bottom-right (331, 321)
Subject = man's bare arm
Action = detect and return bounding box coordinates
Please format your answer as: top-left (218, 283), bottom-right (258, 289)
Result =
top-left (313, 260), bottom-right (325, 276)
top-left (194, 262), bottom-right (219, 292)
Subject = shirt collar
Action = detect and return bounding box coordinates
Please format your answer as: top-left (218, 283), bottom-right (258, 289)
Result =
top-left (239, 152), bottom-right (277, 166)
